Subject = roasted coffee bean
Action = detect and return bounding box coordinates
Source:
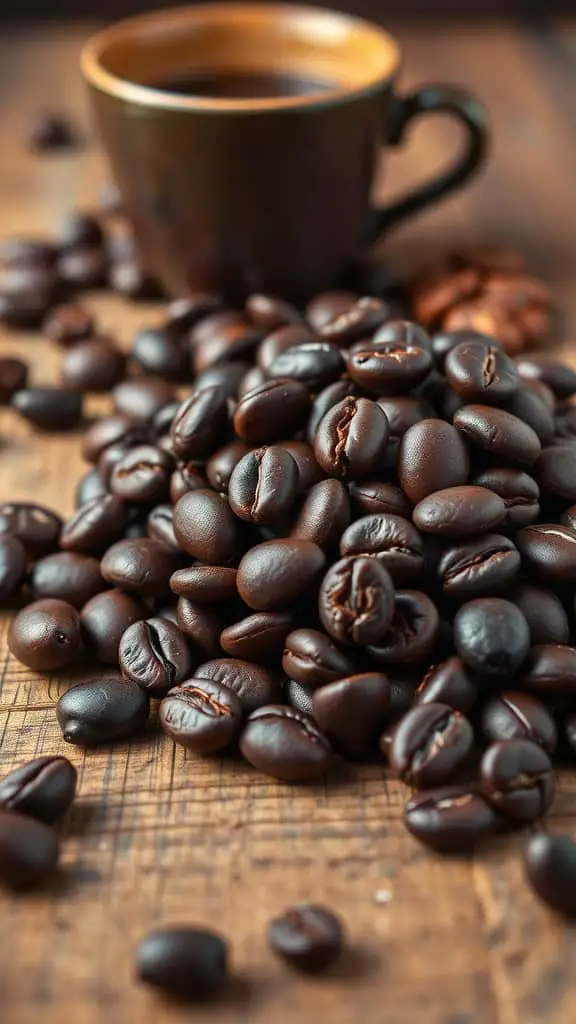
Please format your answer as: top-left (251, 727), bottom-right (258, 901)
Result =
top-left (535, 445), bottom-right (576, 502)
top-left (246, 293), bottom-right (302, 331)
top-left (0, 811), bottom-right (59, 889)
top-left (75, 469), bottom-right (108, 508)
top-left (431, 328), bottom-right (494, 368)
top-left (110, 445), bottom-right (172, 503)
top-left (314, 396), bottom-right (389, 480)
top-left (170, 387), bottom-right (229, 460)
top-left (516, 523), bottom-right (576, 582)
top-left (160, 678), bottom-right (243, 753)
top-left (81, 589), bottom-right (145, 665)
top-left (404, 786), bottom-right (497, 854)
top-left (306, 380), bottom-right (357, 444)
top-left (81, 415), bottom-right (149, 465)
top-left (290, 479), bottom-right (351, 550)
top-left (60, 494), bottom-right (128, 555)
top-left (377, 396), bottom-right (435, 441)
top-left (173, 490), bottom-right (247, 565)
top-left (220, 612), bottom-right (293, 662)
top-left (194, 658), bottom-right (281, 712)
top-left (101, 538), bottom-right (181, 597)
top-left (480, 738), bottom-right (555, 823)
top-left (237, 539), bottom-right (325, 611)
top-left (190, 312), bottom-right (262, 374)
top-left (206, 441), bottom-right (251, 493)
top-left (390, 702), bottom-right (474, 789)
top-left (170, 565), bottom-right (238, 603)
top-left (113, 379), bottom-right (175, 424)
top-left (413, 486), bottom-right (506, 537)
top-left (165, 293), bottom-right (223, 332)
top-left (523, 835), bottom-right (576, 918)
top-left (240, 704), bottom-right (332, 780)
top-left (257, 324), bottom-right (316, 371)
top-left (437, 534), bottom-right (520, 598)
top-left (228, 446), bottom-right (298, 524)
top-left (282, 628), bottom-right (355, 688)
top-left (318, 556), bottom-right (395, 645)
top-left (0, 755), bottom-right (77, 824)
top-left (368, 590), bottom-right (439, 665)
top-left (510, 583), bottom-right (569, 645)
top-left (453, 404), bottom-right (541, 465)
top-left (31, 552), bottom-right (105, 608)
top-left (109, 261), bottom-right (161, 300)
top-left (268, 904), bottom-right (344, 973)
top-left (348, 481), bottom-right (411, 519)
top-left (516, 356), bottom-right (576, 399)
top-left (58, 246), bottom-right (108, 288)
top-left (0, 536), bottom-right (26, 601)
top-left (267, 342), bottom-right (345, 390)
top-left (238, 365), bottom-right (266, 398)
top-left (444, 338), bottom-right (519, 402)
top-left (520, 645), bottom-right (576, 695)
top-left (195, 361), bottom-right (249, 399)
top-left (372, 319), bottom-right (432, 350)
top-left (98, 441), bottom-right (143, 485)
top-left (176, 598), bottom-right (225, 659)
top-left (57, 677), bottom-right (149, 746)
top-left (119, 617), bottom-right (192, 696)
top-left (60, 339), bottom-right (126, 394)
top-left (312, 672), bottom-right (390, 759)
top-left (310, 293), bottom-right (387, 345)
top-left (135, 927), bottom-right (228, 1000)
top-left (0, 357), bottom-right (28, 402)
top-left (8, 599), bottom-right (83, 671)
top-left (147, 504), bottom-right (181, 552)
top-left (506, 387), bottom-right (555, 445)
top-left (415, 657), bottom-right (477, 714)
top-left (12, 387), bottom-right (83, 431)
top-left (42, 303), bottom-right (94, 345)
top-left (471, 468), bottom-right (540, 530)
top-left (170, 462), bottom-right (206, 503)
top-left (152, 401), bottom-right (180, 438)
top-left (348, 340), bottom-right (432, 395)
top-left (0, 263), bottom-right (58, 327)
top-left (339, 513), bottom-right (424, 583)
top-left (397, 420), bottom-right (470, 504)
top-left (454, 598), bottom-right (530, 676)
top-left (278, 441), bottom-right (323, 494)
top-left (480, 692), bottom-right (557, 753)
top-left (234, 379), bottom-right (310, 444)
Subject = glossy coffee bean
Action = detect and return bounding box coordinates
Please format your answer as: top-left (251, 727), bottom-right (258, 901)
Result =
top-left (282, 628), bottom-right (355, 688)
top-left (119, 618), bottom-right (192, 697)
top-left (60, 494), bottom-right (127, 555)
top-left (206, 441), bottom-right (251, 493)
top-left (81, 416), bottom-right (149, 465)
top-left (57, 677), bottom-right (149, 746)
top-left (0, 811), bottom-right (59, 890)
top-left (194, 361), bottom-right (250, 400)
top-left (234, 379), bottom-right (310, 444)
top-left (314, 397), bottom-right (389, 480)
top-left (147, 504), bottom-right (181, 552)
top-left (339, 513), bottom-right (423, 583)
top-left (444, 338), bottom-right (519, 402)
top-left (257, 324), bottom-right (316, 371)
top-left (397, 420), bottom-right (469, 504)
top-left (190, 313), bottom-right (262, 374)
top-left (290, 479), bottom-right (351, 550)
top-left (413, 486), bottom-right (506, 537)
top-left (480, 691), bottom-right (557, 753)
top-left (278, 441), bottom-right (323, 494)
top-left (414, 657), bottom-right (477, 714)
top-left (390, 703), bottom-right (474, 789)
top-left (404, 786), bottom-right (498, 854)
top-left (368, 591), bottom-right (439, 665)
top-left (228, 446), bottom-right (298, 524)
top-left (510, 583), bottom-right (569, 645)
top-left (506, 386), bottom-right (555, 445)
top-left (131, 326), bottom-right (187, 380)
top-left (75, 469), bottom-right (108, 508)
top-left (306, 380), bottom-right (357, 444)
top-left (307, 291), bottom-right (386, 343)
top-left (523, 835), bottom-right (576, 918)
top-left (165, 293), bottom-right (223, 332)
top-left (372, 319), bottom-right (432, 350)
top-left (0, 536), bottom-right (26, 600)
top-left (8, 599), bottom-right (83, 671)
top-left (377, 396), bottom-right (435, 441)
top-left (516, 356), bottom-right (576, 399)
top-left (170, 462), bottom-right (206, 503)
top-left (312, 673), bottom-right (390, 759)
top-left (237, 539), bottom-right (325, 611)
top-left (0, 356), bottom-right (28, 402)
top-left (431, 328), bottom-right (492, 368)
top-left (0, 755), bottom-right (77, 824)
top-left (238, 365), bottom-right (266, 398)
top-left (438, 533), bottom-right (520, 598)
top-left (101, 539), bottom-right (181, 597)
top-left (110, 445), bottom-right (172, 503)
top-left (170, 565), bottom-right (238, 603)
top-left (31, 552), bottom-right (105, 608)
top-left (516, 523), bottom-right (576, 582)
top-left (268, 905), bottom-right (343, 973)
top-left (12, 387), bottom-right (83, 431)
top-left (267, 342), bottom-right (345, 390)
top-left (173, 490), bottom-right (246, 565)
top-left (80, 589), bottom-right (145, 665)
top-left (520, 645), bottom-right (576, 695)
top-left (113, 379), bottom-right (175, 424)
top-left (58, 246), bottom-right (108, 289)
top-left (535, 445), bottom-right (576, 502)
top-left (480, 738), bottom-right (555, 823)
top-left (471, 468), bottom-right (540, 530)
top-left (318, 556), bottom-right (395, 645)
top-left (176, 598), bottom-right (225, 659)
top-left (240, 704), bottom-right (332, 781)
top-left (453, 404), bottom-right (541, 465)
top-left (60, 339), bottom-right (126, 393)
top-left (348, 481), bottom-right (411, 519)
top-left (454, 598), bottom-right (530, 676)
top-left (246, 293), bottom-right (302, 331)
top-left (194, 658), bottom-right (281, 712)
top-left (160, 678), bottom-right (243, 753)
top-left (170, 387), bottom-right (229, 460)
top-left (136, 927), bottom-right (228, 1000)
top-left (220, 612), bottom-right (293, 662)
top-left (348, 340), bottom-right (432, 395)
top-left (42, 303), bottom-right (94, 345)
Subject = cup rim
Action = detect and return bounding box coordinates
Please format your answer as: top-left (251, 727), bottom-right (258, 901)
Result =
top-left (81, 2), bottom-right (401, 113)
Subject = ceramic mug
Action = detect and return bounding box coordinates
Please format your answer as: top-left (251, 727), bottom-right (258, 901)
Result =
top-left (82, 3), bottom-right (488, 299)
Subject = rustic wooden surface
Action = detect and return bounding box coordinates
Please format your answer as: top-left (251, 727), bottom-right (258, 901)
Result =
top-left (0, 19), bottom-right (576, 1024)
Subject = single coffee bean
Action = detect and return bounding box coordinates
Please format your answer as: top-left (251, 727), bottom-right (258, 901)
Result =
top-left (31, 552), bottom-right (105, 608)
top-left (267, 342), bottom-right (344, 391)
top-left (471, 468), bottom-right (540, 530)
top-left (523, 835), bottom-right (576, 918)
top-left (57, 677), bottom-right (149, 746)
top-left (147, 504), bottom-right (181, 552)
top-left (306, 379), bottom-right (357, 444)
top-left (535, 445), bottom-right (576, 502)
top-left (238, 365), bottom-right (266, 398)
top-left (131, 326), bottom-right (187, 380)
top-left (454, 598), bottom-right (530, 677)
top-left (12, 387), bottom-right (83, 431)
top-left (438, 533), bottom-right (520, 598)
top-left (81, 415), bottom-right (150, 465)
top-left (453, 404), bottom-right (541, 465)
top-left (348, 340), bottom-right (432, 395)
top-left (368, 591), bottom-right (439, 665)
top-left (237, 539), bottom-right (325, 611)
top-left (113, 379), bottom-right (175, 424)
top-left (42, 302), bottom-right (94, 345)
top-left (339, 513), bottom-right (424, 583)
top-left (75, 469), bottom-right (108, 508)
top-left (165, 293), bottom-right (223, 332)
top-left (170, 565), bottom-right (238, 603)
top-left (318, 556), bottom-right (395, 645)
top-left (520, 645), bottom-right (576, 695)
top-left (257, 323), bottom-right (316, 371)
top-left (312, 672), bottom-right (390, 759)
top-left (58, 246), bottom-right (108, 288)
top-left (8, 599), bottom-right (83, 671)
top-left (0, 536), bottom-right (26, 601)
top-left (506, 386), bottom-right (555, 445)
top-left (480, 738), bottom-right (555, 823)
top-left (81, 589), bottom-right (145, 665)
top-left (404, 786), bottom-right (497, 854)
top-left (170, 387), bottom-right (229, 460)
top-left (413, 486), bottom-right (507, 537)
top-left (220, 612), bottom-right (293, 662)
top-left (480, 692), bottom-right (557, 753)
top-left (0, 356), bottom-right (28, 402)
top-left (194, 361), bottom-right (249, 399)
top-left (268, 904), bottom-right (343, 973)
top-left (234, 379), bottom-right (310, 444)
top-left (176, 598), bottom-right (225, 659)
top-left (516, 523), bottom-right (576, 582)
top-left (160, 678), bottom-right (243, 753)
top-left (190, 313), bottom-right (262, 374)
top-left (516, 356), bottom-right (576, 399)
top-left (282, 628), bottom-right (355, 688)
top-left (98, 441), bottom-right (143, 485)
top-left (415, 657), bottom-right (477, 714)
top-left (290, 479), bottom-right (351, 550)
top-left (110, 444), bottom-right (172, 503)
top-left (0, 755), bottom-right (77, 824)
top-left (60, 339), bottom-right (126, 393)
top-left (348, 481), bottom-right (411, 519)
top-left (240, 704), bottom-right (332, 780)
top-left (101, 539), bottom-right (181, 597)
top-left (135, 927), bottom-right (228, 1000)
top-left (109, 260), bottom-right (161, 300)
top-left (314, 396), bottom-right (389, 480)
top-left (246, 293), bottom-right (302, 330)
top-left (390, 702), bottom-right (474, 789)
top-left (444, 338), bottom-right (519, 402)
top-left (0, 811), bottom-right (59, 889)
top-left (206, 440), bottom-right (251, 493)
top-left (170, 462), bottom-right (207, 503)
top-left (60, 494), bottom-right (128, 555)
top-left (307, 291), bottom-right (386, 343)
top-left (277, 440), bottom-right (324, 494)
top-left (194, 658), bottom-right (281, 712)
top-left (119, 617), bottom-right (192, 696)
top-left (228, 446), bottom-right (298, 524)
top-left (510, 583), bottom-right (569, 645)
top-left (397, 420), bottom-right (470, 504)
top-left (377, 396), bottom-right (435, 441)
top-left (431, 328), bottom-right (494, 367)
top-left (173, 490), bottom-right (247, 565)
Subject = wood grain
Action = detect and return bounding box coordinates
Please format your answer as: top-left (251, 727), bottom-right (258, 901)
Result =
top-left (0, 19), bottom-right (575, 1024)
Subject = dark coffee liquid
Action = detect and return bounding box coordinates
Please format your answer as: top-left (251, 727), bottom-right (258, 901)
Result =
top-left (151, 70), bottom-right (335, 99)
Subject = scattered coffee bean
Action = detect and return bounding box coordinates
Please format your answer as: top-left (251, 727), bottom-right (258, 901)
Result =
top-left (0, 502), bottom-right (62, 557)
top-left (206, 440), bottom-right (251, 493)
top-left (480, 691), bottom-right (557, 753)
top-left (535, 445), bottom-right (576, 502)
top-left (453, 404), bottom-right (541, 465)
top-left (60, 494), bottom-right (128, 555)
top-left (368, 590), bottom-right (439, 665)
top-left (404, 786), bottom-right (498, 854)
top-left (75, 469), bottom-right (108, 509)
top-left (160, 678), bottom-right (243, 753)
top-left (101, 538), bottom-right (181, 597)
top-left (42, 303), bottom-right (94, 345)
top-left (8, 599), bottom-right (83, 671)
top-left (314, 396), bottom-right (389, 479)
top-left (348, 338), bottom-right (432, 394)
top-left (0, 755), bottom-right (77, 824)
top-left (228, 446), bottom-right (298, 524)
top-left (170, 387), bottom-right (229, 460)
top-left (173, 490), bottom-right (247, 565)
top-left (523, 835), bottom-right (576, 918)
top-left (268, 904), bottom-right (344, 973)
top-left (31, 552), bottom-right (105, 608)
top-left (282, 628), bottom-right (355, 688)
top-left (454, 598), bottom-right (530, 676)
top-left (471, 467), bottom-right (540, 530)
top-left (0, 810), bottom-right (60, 889)
top-left (510, 583), bottom-right (569, 645)
top-left (240, 704), bottom-right (332, 781)
top-left (390, 702), bottom-right (474, 789)
top-left (397, 420), bottom-right (469, 504)
top-left (110, 444), bottom-right (172, 503)
top-left (11, 387), bottom-right (83, 430)
top-left (413, 486), bottom-right (506, 537)
top-left (444, 338), bottom-right (519, 401)
top-left (194, 658), bottom-right (281, 712)
top-left (237, 539), bottom-right (325, 611)
top-left (135, 926), bottom-right (228, 1000)
top-left (437, 533), bottom-right (520, 598)
top-left (57, 677), bottom-right (149, 745)
top-left (234, 379), bottom-right (310, 444)
top-left (113, 379), bottom-right (175, 424)
top-left (0, 536), bottom-right (27, 601)
top-left (246, 293), bottom-right (302, 330)
top-left (520, 644), bottom-right (576, 696)
top-left (267, 341), bottom-right (345, 390)
top-left (318, 556), bottom-right (395, 645)
top-left (176, 598), bottom-right (225, 659)
top-left (169, 565), bottom-right (238, 603)
top-left (348, 481), bottom-right (411, 519)
top-left (119, 618), bottom-right (192, 696)
top-left (60, 338), bottom-right (126, 392)
top-left (312, 672), bottom-right (390, 759)
top-left (516, 523), bottom-right (576, 582)
top-left (480, 738), bottom-right (555, 823)
top-left (414, 657), bottom-right (477, 714)
top-left (339, 513), bottom-right (423, 583)
top-left (220, 612), bottom-right (293, 662)
top-left (80, 589), bottom-right (145, 665)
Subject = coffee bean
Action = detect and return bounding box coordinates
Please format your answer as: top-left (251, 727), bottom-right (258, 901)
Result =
top-left (190, 312), bottom-right (262, 374)
top-left (240, 704), bottom-right (332, 780)
top-left (516, 523), bottom-right (576, 582)
top-left (0, 263), bottom-right (58, 327)
top-left (170, 565), bottom-right (238, 603)
top-left (282, 628), bottom-right (355, 688)
top-left (60, 338), bottom-right (126, 394)
top-left (471, 468), bottom-right (540, 530)
top-left (0, 536), bottom-right (26, 601)
top-left (267, 342), bottom-right (345, 390)
top-left (75, 469), bottom-right (108, 508)
top-left (290, 479), bottom-right (350, 550)
top-left (268, 904), bottom-right (343, 973)
top-left (8, 599), bottom-right (83, 671)
top-left (510, 583), bottom-right (569, 645)
top-left (110, 445), bottom-right (172, 503)
top-left (81, 589), bottom-right (145, 665)
top-left (228, 446), bottom-right (298, 524)
top-left (348, 481), bottom-right (411, 519)
top-left (165, 293), bottom-right (223, 332)
top-left (413, 486), bottom-right (506, 537)
top-left (206, 441), bottom-right (251, 493)
top-left (0, 357), bottom-right (28, 402)
top-left (368, 590), bottom-right (439, 666)
top-left (58, 246), bottom-right (108, 289)
top-left (0, 811), bottom-right (59, 889)
top-left (194, 658), bottom-right (281, 712)
top-left (454, 598), bottom-right (530, 676)
top-left (119, 618), bottom-right (192, 696)
top-left (60, 494), bottom-right (128, 555)
top-left (257, 324), bottom-right (316, 371)
top-left (109, 261), bottom-right (161, 300)
top-left (237, 539), bottom-right (325, 611)
top-left (404, 786), bottom-right (497, 854)
top-left (238, 366), bottom-right (266, 398)
top-left (173, 490), bottom-right (247, 565)
top-left (113, 379), bottom-right (175, 424)
top-left (135, 927), bottom-right (228, 1000)
top-left (523, 835), bottom-right (576, 918)
top-left (196, 361), bottom-right (250, 400)
top-left (397, 420), bottom-right (470, 504)
top-left (170, 462), bottom-right (207, 503)
top-left (31, 552), bottom-right (105, 608)
top-left (0, 755), bottom-right (77, 824)
top-left (170, 387), bottom-right (229, 460)
top-left (516, 356), bottom-right (576, 399)
top-left (308, 292), bottom-right (387, 344)
top-left (348, 339), bottom-right (432, 395)
top-left (444, 338), bottom-right (519, 402)
top-left (82, 416), bottom-right (150, 465)
top-left (390, 702), bottom-right (474, 789)
top-left (312, 672), bottom-right (390, 759)
top-left (147, 504), bottom-right (181, 552)
top-left (430, 329), bottom-right (493, 368)
top-left (314, 397), bottom-right (389, 479)
top-left (520, 644), bottom-right (576, 695)
top-left (234, 379), bottom-right (310, 444)
top-left (453, 404), bottom-right (541, 465)
top-left (506, 387), bottom-right (555, 445)
top-left (318, 556), bottom-right (395, 645)
top-left (480, 738), bottom-right (555, 823)
top-left (480, 692), bottom-right (557, 753)
top-left (278, 441), bottom-right (323, 494)
top-left (160, 678), bottom-right (243, 753)
top-left (438, 533), bottom-right (520, 598)
top-left (339, 513), bottom-right (424, 583)
top-left (246, 293), bottom-right (302, 331)
top-left (57, 677), bottom-right (149, 746)
top-left (535, 445), bottom-right (576, 502)
top-left (220, 612), bottom-right (293, 662)
top-left (58, 211), bottom-right (103, 250)
top-left (377, 396), bottom-right (435, 441)
top-left (101, 538), bottom-right (181, 597)
top-left (176, 598), bottom-right (225, 659)
top-left (12, 387), bottom-right (83, 431)
top-left (42, 303), bottom-right (94, 345)
top-left (415, 657), bottom-right (477, 714)
top-left (306, 380), bottom-right (357, 444)
top-left (372, 319), bottom-right (432, 350)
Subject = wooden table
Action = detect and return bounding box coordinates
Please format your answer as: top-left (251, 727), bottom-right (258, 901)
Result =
top-left (1, 19), bottom-right (576, 1024)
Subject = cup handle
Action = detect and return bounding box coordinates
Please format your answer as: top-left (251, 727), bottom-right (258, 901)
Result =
top-left (365, 84), bottom-right (489, 244)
